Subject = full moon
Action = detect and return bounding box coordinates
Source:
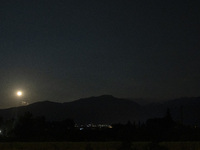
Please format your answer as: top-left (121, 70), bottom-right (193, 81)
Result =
top-left (17, 91), bottom-right (22, 96)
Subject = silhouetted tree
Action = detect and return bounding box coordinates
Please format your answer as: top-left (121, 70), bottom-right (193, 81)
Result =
top-left (14, 111), bottom-right (34, 138)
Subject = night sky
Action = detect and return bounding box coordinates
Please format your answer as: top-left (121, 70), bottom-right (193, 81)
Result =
top-left (0, 0), bottom-right (199, 108)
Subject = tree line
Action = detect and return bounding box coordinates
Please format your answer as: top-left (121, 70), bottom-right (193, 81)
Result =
top-left (0, 110), bottom-right (199, 141)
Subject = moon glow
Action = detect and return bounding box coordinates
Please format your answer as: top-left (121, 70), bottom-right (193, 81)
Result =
top-left (17, 91), bottom-right (22, 96)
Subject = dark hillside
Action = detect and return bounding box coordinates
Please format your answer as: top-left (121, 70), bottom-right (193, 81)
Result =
top-left (0, 95), bottom-right (200, 125)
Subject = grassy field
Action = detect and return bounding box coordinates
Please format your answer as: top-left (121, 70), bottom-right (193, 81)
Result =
top-left (0, 141), bottom-right (200, 150)
top-left (160, 142), bottom-right (200, 150)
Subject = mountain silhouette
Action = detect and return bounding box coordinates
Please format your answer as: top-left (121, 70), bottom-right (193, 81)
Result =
top-left (0, 95), bottom-right (199, 125)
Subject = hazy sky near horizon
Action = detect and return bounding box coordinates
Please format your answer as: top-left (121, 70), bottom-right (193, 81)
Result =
top-left (0, 0), bottom-right (199, 108)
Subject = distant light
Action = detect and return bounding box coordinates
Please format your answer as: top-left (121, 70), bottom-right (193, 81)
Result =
top-left (22, 100), bottom-right (29, 105)
top-left (17, 91), bottom-right (22, 96)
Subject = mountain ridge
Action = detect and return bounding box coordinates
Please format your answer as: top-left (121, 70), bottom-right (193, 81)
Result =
top-left (0, 95), bottom-right (200, 125)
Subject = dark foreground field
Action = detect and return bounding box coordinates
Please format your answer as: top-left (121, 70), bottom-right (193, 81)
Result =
top-left (0, 142), bottom-right (200, 150)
